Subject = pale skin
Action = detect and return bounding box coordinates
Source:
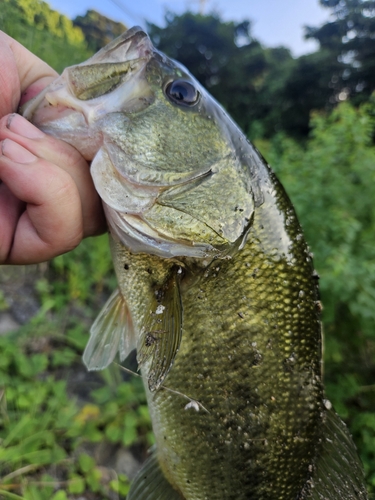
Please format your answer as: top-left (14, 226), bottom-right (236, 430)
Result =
top-left (0, 31), bottom-right (106, 265)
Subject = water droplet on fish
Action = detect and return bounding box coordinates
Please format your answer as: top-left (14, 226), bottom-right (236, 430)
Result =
top-left (323, 399), bottom-right (332, 410)
top-left (285, 353), bottom-right (297, 367)
top-left (155, 305), bottom-right (165, 314)
top-left (184, 400), bottom-right (200, 412)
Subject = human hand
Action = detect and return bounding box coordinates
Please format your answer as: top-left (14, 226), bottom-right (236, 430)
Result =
top-left (0, 32), bottom-right (106, 265)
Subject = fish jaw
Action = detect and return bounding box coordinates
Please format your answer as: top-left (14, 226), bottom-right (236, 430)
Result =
top-left (21, 27), bottom-right (153, 160)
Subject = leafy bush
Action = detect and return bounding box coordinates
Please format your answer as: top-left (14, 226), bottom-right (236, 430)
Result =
top-left (0, 0), bottom-right (93, 72)
top-left (0, 317), bottom-right (152, 499)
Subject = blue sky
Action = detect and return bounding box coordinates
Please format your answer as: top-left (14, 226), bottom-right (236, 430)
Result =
top-left (47, 0), bottom-right (332, 57)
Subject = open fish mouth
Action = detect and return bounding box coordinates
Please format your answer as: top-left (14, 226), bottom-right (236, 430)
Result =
top-left (21, 27), bottom-right (153, 160)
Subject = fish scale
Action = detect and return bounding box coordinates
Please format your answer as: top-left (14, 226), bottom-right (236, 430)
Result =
top-left (22, 26), bottom-right (368, 499)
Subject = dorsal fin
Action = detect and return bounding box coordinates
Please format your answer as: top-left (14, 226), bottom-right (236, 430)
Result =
top-left (137, 269), bottom-right (182, 391)
top-left (127, 448), bottom-right (184, 500)
top-left (83, 288), bottom-right (135, 370)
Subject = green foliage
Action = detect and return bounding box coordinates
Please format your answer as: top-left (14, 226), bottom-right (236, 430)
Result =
top-left (73, 9), bottom-right (127, 52)
top-left (10, 0), bottom-right (84, 44)
top-left (272, 49), bottom-right (344, 138)
top-left (0, 320), bottom-right (152, 498)
top-left (0, 0), bottom-right (93, 72)
top-left (256, 100), bottom-right (375, 494)
top-left (37, 234), bottom-right (116, 311)
top-left (306, 0), bottom-right (375, 105)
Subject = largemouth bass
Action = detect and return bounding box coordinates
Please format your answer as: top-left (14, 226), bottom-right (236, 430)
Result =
top-left (22, 27), bottom-right (368, 499)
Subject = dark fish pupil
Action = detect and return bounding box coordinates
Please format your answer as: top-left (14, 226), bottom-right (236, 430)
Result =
top-left (166, 80), bottom-right (199, 106)
top-left (174, 89), bottom-right (185, 101)
top-left (171, 84), bottom-right (189, 101)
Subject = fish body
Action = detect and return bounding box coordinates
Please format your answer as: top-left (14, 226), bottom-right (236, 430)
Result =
top-left (22, 27), bottom-right (368, 499)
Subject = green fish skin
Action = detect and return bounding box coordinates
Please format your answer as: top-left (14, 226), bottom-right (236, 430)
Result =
top-left (22, 27), bottom-right (368, 500)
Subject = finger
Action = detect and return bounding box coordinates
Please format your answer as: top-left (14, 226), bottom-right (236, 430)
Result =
top-left (0, 139), bottom-right (83, 264)
top-left (19, 76), bottom-right (57, 107)
top-left (0, 183), bottom-right (25, 260)
top-left (0, 33), bottom-right (21, 116)
top-left (0, 31), bottom-right (57, 117)
top-left (0, 31), bottom-right (57, 95)
top-left (0, 114), bottom-right (106, 238)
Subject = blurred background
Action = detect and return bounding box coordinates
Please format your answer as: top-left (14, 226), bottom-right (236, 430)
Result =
top-left (0, 0), bottom-right (375, 498)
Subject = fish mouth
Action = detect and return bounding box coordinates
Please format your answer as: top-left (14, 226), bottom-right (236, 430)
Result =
top-left (21, 27), bottom-right (153, 160)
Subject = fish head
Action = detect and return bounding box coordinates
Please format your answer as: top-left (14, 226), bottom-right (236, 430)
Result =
top-left (22, 27), bottom-right (257, 260)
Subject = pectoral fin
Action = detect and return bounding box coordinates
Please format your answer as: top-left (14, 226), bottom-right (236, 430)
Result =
top-left (127, 448), bottom-right (184, 500)
top-left (137, 270), bottom-right (182, 391)
top-left (83, 288), bottom-right (135, 370)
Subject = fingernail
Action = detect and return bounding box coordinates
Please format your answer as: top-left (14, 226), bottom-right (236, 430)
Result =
top-left (1, 139), bottom-right (37, 163)
top-left (7, 113), bottom-right (44, 139)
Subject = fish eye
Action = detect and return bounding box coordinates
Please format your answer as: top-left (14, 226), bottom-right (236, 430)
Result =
top-left (165, 80), bottom-right (200, 106)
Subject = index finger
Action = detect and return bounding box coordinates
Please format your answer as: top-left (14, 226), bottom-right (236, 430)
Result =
top-left (0, 31), bottom-right (58, 92)
top-left (0, 31), bottom-right (58, 115)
